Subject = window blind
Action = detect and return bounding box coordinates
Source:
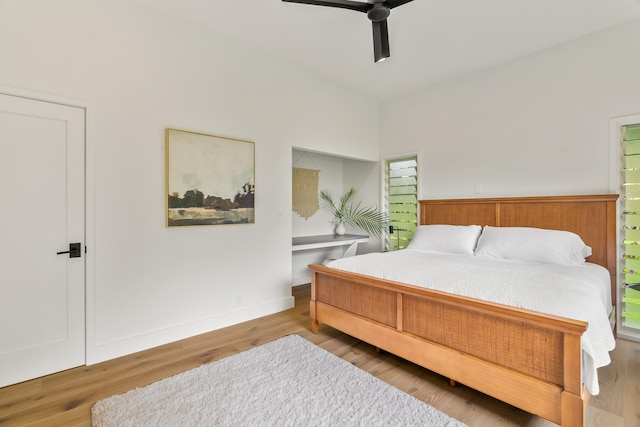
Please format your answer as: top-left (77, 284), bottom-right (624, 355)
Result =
top-left (622, 123), bottom-right (640, 330)
top-left (385, 157), bottom-right (417, 251)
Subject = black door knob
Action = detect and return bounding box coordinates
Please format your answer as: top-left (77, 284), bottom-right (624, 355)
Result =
top-left (57, 243), bottom-right (81, 258)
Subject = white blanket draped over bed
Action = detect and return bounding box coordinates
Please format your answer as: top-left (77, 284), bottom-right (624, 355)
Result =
top-left (326, 249), bottom-right (615, 395)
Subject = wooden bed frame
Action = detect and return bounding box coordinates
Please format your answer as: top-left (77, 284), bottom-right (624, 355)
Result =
top-left (308, 194), bottom-right (618, 427)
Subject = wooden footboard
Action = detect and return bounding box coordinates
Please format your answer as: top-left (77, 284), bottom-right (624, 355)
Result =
top-left (309, 264), bottom-right (588, 427)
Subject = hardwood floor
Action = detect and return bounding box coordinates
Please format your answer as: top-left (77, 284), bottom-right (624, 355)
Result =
top-left (1, 284), bottom-right (638, 426)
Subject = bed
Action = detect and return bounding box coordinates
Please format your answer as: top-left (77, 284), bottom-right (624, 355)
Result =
top-left (308, 194), bottom-right (618, 427)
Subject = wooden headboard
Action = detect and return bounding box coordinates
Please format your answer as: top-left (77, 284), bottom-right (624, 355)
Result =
top-left (420, 194), bottom-right (619, 302)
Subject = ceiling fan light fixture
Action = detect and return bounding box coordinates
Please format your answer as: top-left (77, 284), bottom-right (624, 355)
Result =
top-left (372, 19), bottom-right (390, 63)
top-left (282, 0), bottom-right (413, 62)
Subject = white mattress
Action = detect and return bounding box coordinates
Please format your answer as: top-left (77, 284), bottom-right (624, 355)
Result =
top-left (326, 249), bottom-right (615, 395)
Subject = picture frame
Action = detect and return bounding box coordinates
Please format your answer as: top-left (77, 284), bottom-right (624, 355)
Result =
top-left (166, 128), bottom-right (255, 227)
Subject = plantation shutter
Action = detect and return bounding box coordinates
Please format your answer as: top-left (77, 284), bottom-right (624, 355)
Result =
top-left (622, 123), bottom-right (640, 330)
top-left (385, 157), bottom-right (417, 251)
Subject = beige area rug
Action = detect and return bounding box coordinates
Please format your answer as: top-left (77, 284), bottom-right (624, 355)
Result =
top-left (92, 334), bottom-right (467, 426)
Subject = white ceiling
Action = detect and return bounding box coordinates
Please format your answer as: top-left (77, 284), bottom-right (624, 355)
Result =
top-left (134, 0), bottom-right (640, 100)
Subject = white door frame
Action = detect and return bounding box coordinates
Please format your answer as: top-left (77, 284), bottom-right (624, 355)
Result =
top-left (0, 85), bottom-right (95, 364)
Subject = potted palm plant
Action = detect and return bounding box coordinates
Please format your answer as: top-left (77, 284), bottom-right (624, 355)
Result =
top-left (319, 187), bottom-right (389, 238)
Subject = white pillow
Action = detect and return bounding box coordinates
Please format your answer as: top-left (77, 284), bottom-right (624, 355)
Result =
top-left (474, 226), bottom-right (591, 265)
top-left (407, 224), bottom-right (482, 255)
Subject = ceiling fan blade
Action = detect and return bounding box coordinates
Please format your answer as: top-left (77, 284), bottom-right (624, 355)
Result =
top-left (371, 19), bottom-right (390, 63)
top-left (282, 0), bottom-right (369, 13)
top-left (385, 0), bottom-right (414, 9)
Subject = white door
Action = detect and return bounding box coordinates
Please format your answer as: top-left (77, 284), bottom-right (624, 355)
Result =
top-left (0, 93), bottom-right (85, 387)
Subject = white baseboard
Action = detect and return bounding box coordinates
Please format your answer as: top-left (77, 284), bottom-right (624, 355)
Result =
top-left (86, 296), bottom-right (295, 365)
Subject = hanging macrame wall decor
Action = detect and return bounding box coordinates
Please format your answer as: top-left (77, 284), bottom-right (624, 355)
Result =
top-left (292, 167), bottom-right (319, 219)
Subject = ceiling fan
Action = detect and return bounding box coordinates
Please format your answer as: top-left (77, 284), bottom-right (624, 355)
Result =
top-left (282, 0), bottom-right (414, 63)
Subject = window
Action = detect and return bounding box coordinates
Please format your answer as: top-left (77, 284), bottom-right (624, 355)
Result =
top-left (621, 122), bottom-right (640, 332)
top-left (385, 156), bottom-right (418, 251)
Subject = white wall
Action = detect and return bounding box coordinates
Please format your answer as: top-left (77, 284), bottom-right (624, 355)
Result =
top-left (291, 149), bottom-right (345, 285)
top-left (0, 0), bottom-right (379, 363)
top-left (291, 149), bottom-right (382, 285)
top-left (291, 149), bottom-right (382, 238)
top-left (342, 157), bottom-right (384, 253)
top-left (292, 149), bottom-right (345, 238)
top-left (380, 18), bottom-right (640, 200)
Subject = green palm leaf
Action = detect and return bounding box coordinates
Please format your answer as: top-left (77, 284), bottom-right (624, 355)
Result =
top-left (319, 188), bottom-right (389, 238)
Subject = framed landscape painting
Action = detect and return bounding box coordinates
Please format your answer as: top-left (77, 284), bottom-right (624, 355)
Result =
top-left (166, 128), bottom-right (255, 227)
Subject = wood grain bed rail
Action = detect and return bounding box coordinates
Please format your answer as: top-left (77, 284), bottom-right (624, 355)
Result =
top-left (309, 264), bottom-right (587, 425)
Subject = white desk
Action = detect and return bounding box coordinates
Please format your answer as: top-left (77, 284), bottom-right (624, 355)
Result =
top-left (292, 234), bottom-right (369, 252)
